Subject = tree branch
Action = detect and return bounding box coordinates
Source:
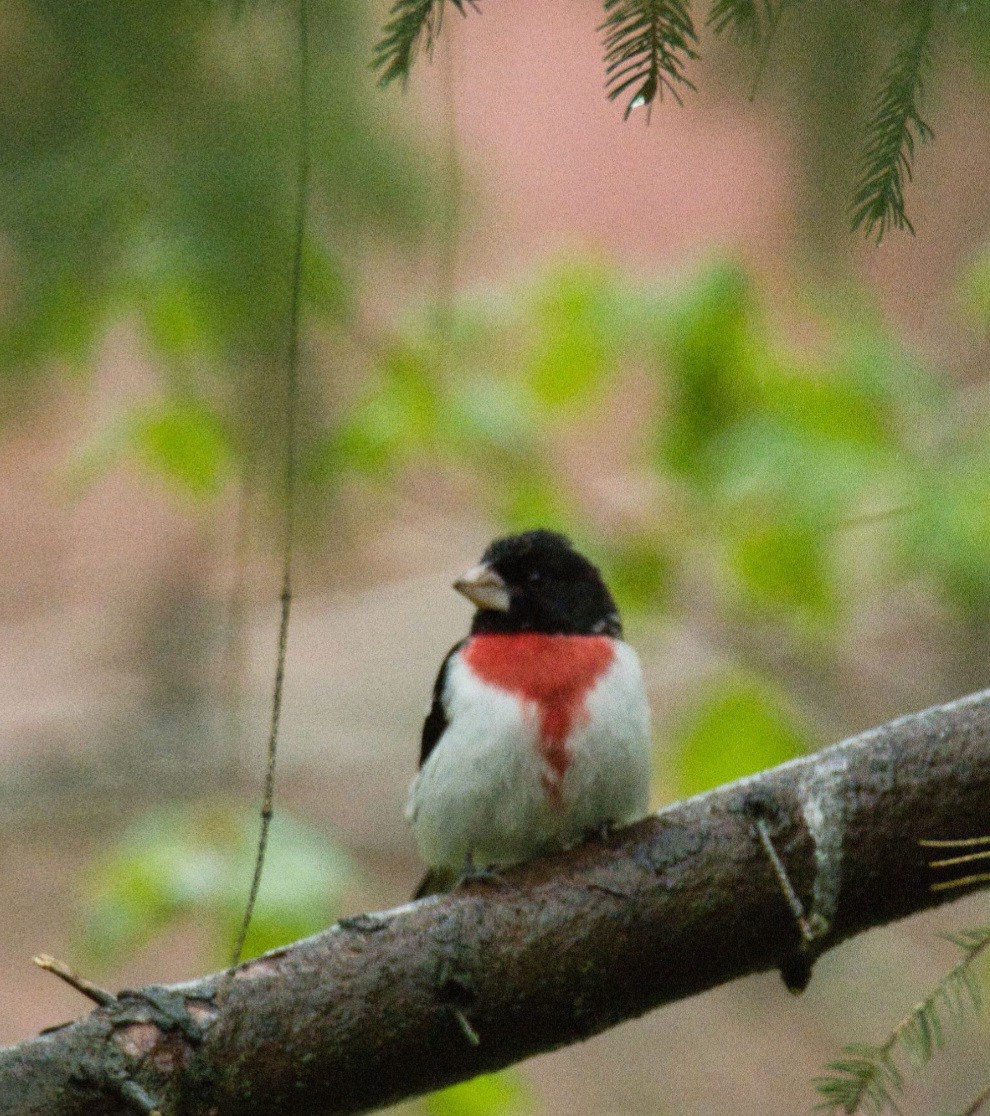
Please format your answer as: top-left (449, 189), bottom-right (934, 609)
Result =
top-left (6, 687), bottom-right (990, 1115)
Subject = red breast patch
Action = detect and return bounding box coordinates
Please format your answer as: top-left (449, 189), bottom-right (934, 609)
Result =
top-left (463, 633), bottom-right (615, 804)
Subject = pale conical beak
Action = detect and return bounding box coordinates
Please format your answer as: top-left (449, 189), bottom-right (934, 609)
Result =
top-left (453, 563), bottom-right (511, 612)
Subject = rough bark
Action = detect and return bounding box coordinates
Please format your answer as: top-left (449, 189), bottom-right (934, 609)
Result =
top-left (4, 687), bottom-right (990, 1116)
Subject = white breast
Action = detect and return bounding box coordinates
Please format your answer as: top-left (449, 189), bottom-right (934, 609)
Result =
top-left (407, 640), bottom-right (652, 876)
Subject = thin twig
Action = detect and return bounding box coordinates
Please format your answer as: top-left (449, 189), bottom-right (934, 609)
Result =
top-left (437, 26), bottom-right (460, 313)
top-left (32, 954), bottom-right (117, 1008)
top-left (452, 1009), bottom-right (480, 1046)
top-left (228, 0), bottom-right (309, 972)
top-left (116, 1077), bottom-right (163, 1116)
top-left (753, 817), bottom-right (815, 942)
top-left (837, 500), bottom-right (918, 531)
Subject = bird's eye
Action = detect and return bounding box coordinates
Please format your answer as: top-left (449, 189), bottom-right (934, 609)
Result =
top-left (527, 569), bottom-right (543, 584)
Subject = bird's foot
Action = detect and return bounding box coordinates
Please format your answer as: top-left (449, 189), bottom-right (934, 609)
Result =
top-left (583, 818), bottom-right (618, 844)
top-left (454, 853), bottom-right (506, 892)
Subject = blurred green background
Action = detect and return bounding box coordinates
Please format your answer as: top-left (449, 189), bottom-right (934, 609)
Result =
top-left (3, 1), bottom-right (990, 1113)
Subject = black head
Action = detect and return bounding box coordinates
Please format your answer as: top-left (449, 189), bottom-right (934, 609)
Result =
top-left (454, 530), bottom-right (622, 636)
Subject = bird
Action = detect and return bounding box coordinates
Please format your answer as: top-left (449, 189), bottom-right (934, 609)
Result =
top-left (407, 529), bottom-right (652, 898)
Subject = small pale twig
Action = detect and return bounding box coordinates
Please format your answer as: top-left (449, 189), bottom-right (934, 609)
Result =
top-left (452, 1008), bottom-right (480, 1046)
top-left (753, 817), bottom-right (816, 943)
top-left (34, 956), bottom-right (167, 1115)
top-left (116, 1077), bottom-right (163, 1116)
top-left (33, 954), bottom-right (117, 1007)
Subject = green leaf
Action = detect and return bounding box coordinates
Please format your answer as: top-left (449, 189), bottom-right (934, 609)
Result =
top-left (65, 398), bottom-right (234, 498)
top-left (709, 417), bottom-right (884, 526)
top-left (762, 363), bottom-right (892, 450)
top-left (726, 516), bottom-right (835, 622)
top-left (129, 400), bottom-right (234, 496)
top-left (497, 470), bottom-right (571, 534)
top-left (523, 262), bottom-right (622, 410)
top-left (423, 1071), bottom-right (532, 1116)
top-left (446, 378), bottom-right (539, 459)
top-left (333, 343), bottom-right (444, 476)
top-left (601, 536), bottom-right (672, 614)
top-left (959, 247), bottom-right (990, 330)
top-left (897, 453), bottom-right (990, 617)
top-left (670, 676), bottom-right (809, 797)
top-left (655, 261), bottom-right (764, 477)
top-left (0, 272), bottom-right (104, 373)
top-left (78, 803), bottom-right (354, 967)
top-left (146, 287), bottom-right (207, 356)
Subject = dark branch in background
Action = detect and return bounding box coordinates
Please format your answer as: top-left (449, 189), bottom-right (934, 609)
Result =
top-left (850, 0), bottom-right (935, 243)
top-left (228, 0), bottom-right (309, 969)
top-left (960, 1082), bottom-right (990, 1116)
top-left (7, 688), bottom-right (990, 1115)
top-left (601, 0), bottom-right (699, 119)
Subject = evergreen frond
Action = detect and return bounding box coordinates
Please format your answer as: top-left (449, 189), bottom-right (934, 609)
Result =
top-left (600, 0), bottom-right (699, 120)
top-left (850, 0), bottom-right (935, 243)
top-left (707, 0), bottom-right (801, 97)
top-left (708, 0), bottom-right (764, 46)
top-left (814, 922), bottom-right (990, 1114)
top-left (815, 1045), bottom-right (902, 1115)
top-left (373, 0), bottom-right (473, 88)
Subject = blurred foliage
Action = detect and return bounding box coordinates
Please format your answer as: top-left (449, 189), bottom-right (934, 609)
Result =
top-left (78, 800), bottom-right (531, 1116)
top-left (78, 802), bottom-right (353, 968)
top-left (7, 4), bottom-right (989, 1109)
top-left (63, 245), bottom-right (990, 1105)
top-left (670, 674), bottom-right (808, 797)
top-left (77, 250), bottom-right (990, 796)
top-left (71, 398), bottom-right (237, 497)
top-left (0, 0), bottom-right (431, 493)
top-left (320, 252), bottom-right (990, 680)
top-left (325, 253), bottom-right (990, 792)
top-left (422, 1072), bottom-right (533, 1116)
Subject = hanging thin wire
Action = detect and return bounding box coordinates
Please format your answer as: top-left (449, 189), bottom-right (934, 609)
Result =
top-left (228, 0), bottom-right (310, 972)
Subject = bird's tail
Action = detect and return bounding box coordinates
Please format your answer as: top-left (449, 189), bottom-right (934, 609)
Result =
top-left (412, 868), bottom-right (454, 900)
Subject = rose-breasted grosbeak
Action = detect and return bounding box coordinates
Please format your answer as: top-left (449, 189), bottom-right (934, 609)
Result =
top-left (407, 529), bottom-right (652, 897)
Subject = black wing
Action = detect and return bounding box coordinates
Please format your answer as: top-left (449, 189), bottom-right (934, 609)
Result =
top-left (419, 640), bottom-right (464, 768)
